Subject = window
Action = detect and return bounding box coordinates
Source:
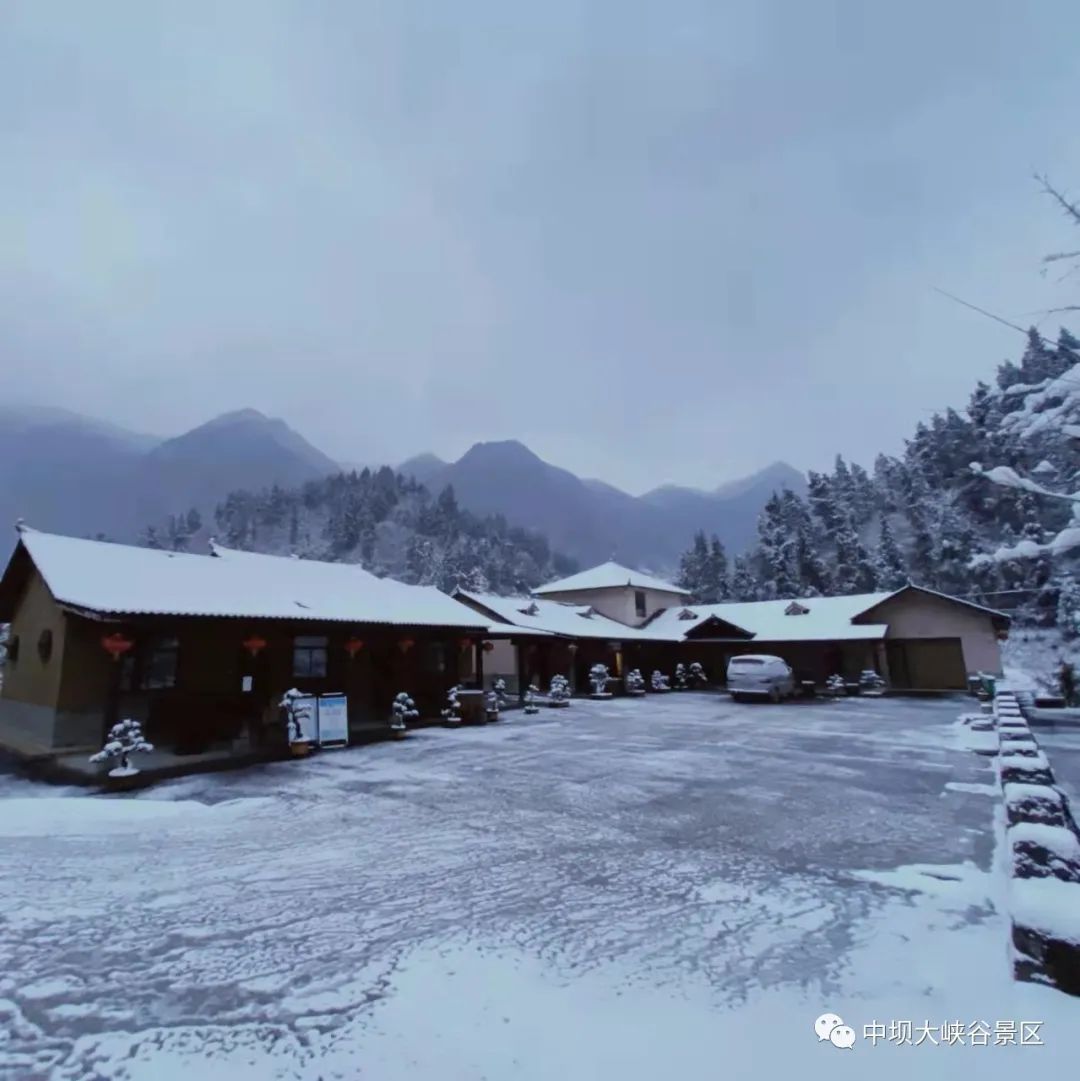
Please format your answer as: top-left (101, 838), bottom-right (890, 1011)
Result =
top-left (635, 591), bottom-right (647, 618)
top-left (292, 635), bottom-right (328, 678)
top-left (729, 657), bottom-right (765, 667)
top-left (141, 636), bottom-right (179, 689)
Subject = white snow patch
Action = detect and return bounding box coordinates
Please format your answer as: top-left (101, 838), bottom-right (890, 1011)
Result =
top-left (1007, 822), bottom-right (1080, 860)
top-left (1011, 877), bottom-right (1080, 944)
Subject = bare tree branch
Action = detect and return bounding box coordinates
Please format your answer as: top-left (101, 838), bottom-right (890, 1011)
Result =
top-left (1037, 173), bottom-right (1080, 226)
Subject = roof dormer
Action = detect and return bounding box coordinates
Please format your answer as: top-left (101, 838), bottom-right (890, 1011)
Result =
top-left (784, 601), bottom-right (810, 616)
top-left (677, 607), bottom-right (698, 621)
top-left (519, 601), bottom-right (540, 617)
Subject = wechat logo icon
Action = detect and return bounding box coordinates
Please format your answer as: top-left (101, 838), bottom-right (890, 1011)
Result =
top-left (815, 1013), bottom-right (856, 1050)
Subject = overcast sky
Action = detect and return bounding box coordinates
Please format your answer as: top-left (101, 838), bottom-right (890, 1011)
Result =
top-left (3, 2), bottom-right (1080, 494)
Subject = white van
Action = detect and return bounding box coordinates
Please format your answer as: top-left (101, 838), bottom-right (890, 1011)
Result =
top-left (726, 654), bottom-right (796, 703)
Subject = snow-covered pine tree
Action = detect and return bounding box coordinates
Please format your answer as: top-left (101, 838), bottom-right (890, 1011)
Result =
top-left (673, 662), bottom-right (687, 690)
top-left (391, 692), bottom-right (419, 732)
top-left (874, 516), bottom-right (907, 590)
top-left (548, 674), bottom-right (571, 706)
top-left (1056, 575), bottom-right (1080, 639)
top-left (676, 531), bottom-right (711, 600)
top-left (90, 718), bottom-right (154, 776)
top-left (589, 663), bottom-right (612, 697)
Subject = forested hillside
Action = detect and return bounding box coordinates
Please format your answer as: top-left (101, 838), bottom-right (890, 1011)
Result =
top-left (678, 326), bottom-right (1080, 630)
top-left (197, 466), bottom-right (576, 595)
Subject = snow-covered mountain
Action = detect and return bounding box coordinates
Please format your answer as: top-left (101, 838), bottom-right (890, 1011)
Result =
top-left (0, 406), bottom-right (340, 547)
top-left (405, 441), bottom-right (805, 569)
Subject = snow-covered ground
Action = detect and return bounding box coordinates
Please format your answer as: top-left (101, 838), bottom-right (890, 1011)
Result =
top-left (1, 695), bottom-right (1077, 1079)
top-left (1003, 627), bottom-right (1078, 694)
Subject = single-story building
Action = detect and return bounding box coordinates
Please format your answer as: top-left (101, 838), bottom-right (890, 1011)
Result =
top-left (453, 590), bottom-right (662, 693)
top-left (0, 526), bottom-right (515, 763)
top-left (459, 562), bottom-right (1010, 692)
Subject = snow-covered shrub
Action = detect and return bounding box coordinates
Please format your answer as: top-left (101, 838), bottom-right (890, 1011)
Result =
top-left (859, 669), bottom-right (886, 695)
top-left (589, 663), bottom-right (611, 695)
top-left (89, 719), bottom-right (154, 777)
top-left (524, 684), bottom-right (541, 714)
top-left (673, 663), bottom-right (688, 690)
top-left (825, 674), bottom-right (847, 697)
top-left (549, 674), bottom-right (571, 705)
top-left (441, 685), bottom-right (463, 725)
top-left (391, 691), bottom-right (419, 731)
top-left (485, 690), bottom-right (501, 717)
top-left (280, 688), bottom-right (313, 742)
top-left (491, 677), bottom-right (508, 708)
top-left (625, 669), bottom-right (645, 694)
top-left (688, 661), bottom-right (707, 687)
top-left (651, 670), bottom-right (670, 692)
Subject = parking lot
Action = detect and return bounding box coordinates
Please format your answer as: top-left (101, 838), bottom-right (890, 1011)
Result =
top-left (1, 692), bottom-right (1075, 1079)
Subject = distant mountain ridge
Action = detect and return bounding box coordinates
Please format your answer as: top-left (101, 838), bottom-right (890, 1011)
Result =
top-left (398, 440), bottom-right (806, 570)
top-left (0, 406), bottom-right (340, 547)
top-left (0, 404), bottom-right (805, 571)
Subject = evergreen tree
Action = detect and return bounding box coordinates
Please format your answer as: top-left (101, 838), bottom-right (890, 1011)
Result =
top-left (874, 516), bottom-right (907, 590)
top-left (1056, 576), bottom-right (1080, 639)
top-left (676, 531), bottom-right (710, 600)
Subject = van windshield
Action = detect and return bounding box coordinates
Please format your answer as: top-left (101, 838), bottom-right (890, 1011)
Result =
top-left (730, 658), bottom-right (765, 666)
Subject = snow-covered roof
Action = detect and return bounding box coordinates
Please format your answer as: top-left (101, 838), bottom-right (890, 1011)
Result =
top-left (8, 528), bottom-right (490, 629)
top-left (455, 590), bottom-right (661, 641)
top-left (533, 561), bottom-right (688, 597)
top-left (643, 593), bottom-right (893, 642)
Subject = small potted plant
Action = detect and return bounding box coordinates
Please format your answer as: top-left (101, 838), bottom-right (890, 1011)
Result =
top-left (825, 674), bottom-right (847, 698)
top-left (651, 670), bottom-right (670, 693)
top-left (688, 661), bottom-right (707, 688)
top-left (589, 663), bottom-right (613, 699)
top-left (491, 677), bottom-right (508, 709)
top-left (390, 691), bottom-right (418, 738)
top-left (280, 688), bottom-right (314, 756)
top-left (625, 669), bottom-right (646, 696)
top-left (485, 690), bottom-right (501, 722)
top-left (858, 669), bottom-right (887, 697)
top-left (548, 674), bottom-right (571, 707)
top-left (673, 663), bottom-right (688, 690)
top-left (441, 685), bottom-right (463, 727)
top-left (90, 718), bottom-right (154, 788)
top-left (524, 684), bottom-right (541, 714)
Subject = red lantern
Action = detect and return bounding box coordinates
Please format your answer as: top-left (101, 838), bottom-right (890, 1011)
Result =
top-left (997, 629), bottom-right (1009, 642)
top-left (101, 632), bottom-right (134, 661)
top-left (345, 637), bottom-right (365, 657)
top-left (398, 638), bottom-right (415, 654)
top-left (458, 637), bottom-right (473, 652)
top-left (482, 640), bottom-right (495, 653)
top-left (242, 635), bottom-right (267, 657)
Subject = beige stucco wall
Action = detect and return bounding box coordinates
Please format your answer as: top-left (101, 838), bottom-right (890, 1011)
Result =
top-left (873, 592), bottom-right (1003, 675)
top-left (537, 585), bottom-right (689, 626)
top-left (483, 639), bottom-right (519, 691)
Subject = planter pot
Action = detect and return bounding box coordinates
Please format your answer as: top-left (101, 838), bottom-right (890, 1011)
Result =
top-left (627, 689), bottom-right (646, 697)
top-left (103, 769), bottom-right (143, 792)
top-left (548, 700), bottom-right (570, 708)
top-left (589, 692), bottom-right (613, 699)
top-left (524, 706), bottom-right (540, 715)
top-left (444, 716), bottom-right (462, 728)
top-left (289, 741), bottom-right (312, 758)
top-left (485, 711), bottom-right (500, 723)
top-left (390, 727), bottom-right (408, 740)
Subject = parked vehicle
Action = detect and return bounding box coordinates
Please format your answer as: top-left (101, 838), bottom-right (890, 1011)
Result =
top-left (727, 655), bottom-right (796, 703)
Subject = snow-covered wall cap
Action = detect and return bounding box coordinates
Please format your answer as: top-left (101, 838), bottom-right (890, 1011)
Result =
top-left (533, 560), bottom-right (689, 597)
